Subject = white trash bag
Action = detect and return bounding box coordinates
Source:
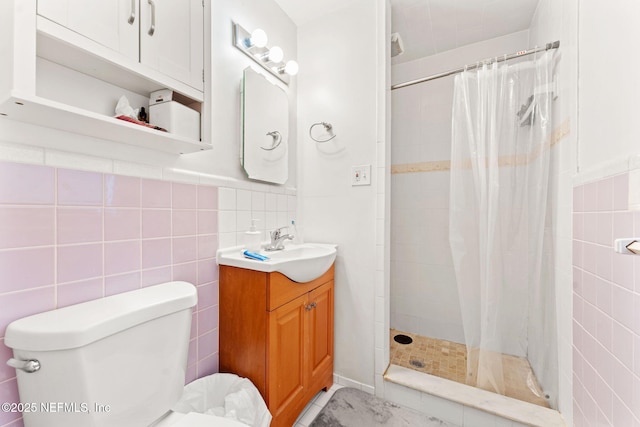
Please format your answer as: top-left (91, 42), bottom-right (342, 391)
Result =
top-left (172, 373), bottom-right (271, 427)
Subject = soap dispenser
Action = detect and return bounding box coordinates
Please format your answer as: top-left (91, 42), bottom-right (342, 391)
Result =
top-left (245, 219), bottom-right (262, 252)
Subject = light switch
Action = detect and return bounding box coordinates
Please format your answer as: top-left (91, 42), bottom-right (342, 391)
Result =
top-left (351, 164), bottom-right (371, 186)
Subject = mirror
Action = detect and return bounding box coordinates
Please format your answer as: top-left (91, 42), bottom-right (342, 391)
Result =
top-left (241, 67), bottom-right (288, 184)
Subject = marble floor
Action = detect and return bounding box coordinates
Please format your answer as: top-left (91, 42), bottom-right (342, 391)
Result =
top-left (390, 329), bottom-right (550, 408)
top-left (294, 384), bottom-right (345, 427)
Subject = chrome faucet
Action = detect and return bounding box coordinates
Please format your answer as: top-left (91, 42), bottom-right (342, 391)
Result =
top-left (265, 226), bottom-right (294, 251)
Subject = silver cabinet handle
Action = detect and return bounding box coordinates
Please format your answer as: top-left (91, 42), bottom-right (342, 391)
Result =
top-left (147, 0), bottom-right (156, 36)
top-left (128, 0), bottom-right (136, 24)
top-left (305, 302), bottom-right (317, 311)
top-left (7, 358), bottom-right (41, 373)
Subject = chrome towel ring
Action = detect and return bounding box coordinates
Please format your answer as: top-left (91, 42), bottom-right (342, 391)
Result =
top-left (261, 131), bottom-right (283, 151)
top-left (309, 122), bottom-right (336, 143)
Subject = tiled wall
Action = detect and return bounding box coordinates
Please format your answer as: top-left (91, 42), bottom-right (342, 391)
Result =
top-left (572, 172), bottom-right (640, 426)
top-left (389, 31), bottom-right (530, 344)
top-left (216, 187), bottom-right (297, 250)
top-left (0, 161), bottom-right (220, 427)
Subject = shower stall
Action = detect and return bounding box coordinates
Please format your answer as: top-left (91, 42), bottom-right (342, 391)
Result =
top-left (389, 38), bottom-right (560, 410)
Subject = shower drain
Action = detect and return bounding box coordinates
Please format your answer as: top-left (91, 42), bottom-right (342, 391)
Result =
top-left (393, 334), bottom-right (413, 345)
top-left (409, 359), bottom-right (425, 369)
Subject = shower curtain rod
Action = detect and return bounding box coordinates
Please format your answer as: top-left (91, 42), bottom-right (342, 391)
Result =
top-left (390, 40), bottom-right (560, 91)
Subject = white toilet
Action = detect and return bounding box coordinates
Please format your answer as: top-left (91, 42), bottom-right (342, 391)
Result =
top-left (5, 281), bottom-right (250, 427)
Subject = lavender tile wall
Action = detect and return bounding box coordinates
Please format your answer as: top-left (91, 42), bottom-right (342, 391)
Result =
top-left (0, 162), bottom-right (219, 427)
top-left (573, 172), bottom-right (640, 427)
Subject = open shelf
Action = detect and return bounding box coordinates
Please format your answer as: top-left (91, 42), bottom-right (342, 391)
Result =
top-left (0, 3), bottom-right (209, 155)
top-left (0, 93), bottom-right (210, 154)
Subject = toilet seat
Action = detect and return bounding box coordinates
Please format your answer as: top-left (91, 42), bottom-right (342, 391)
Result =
top-left (160, 411), bottom-right (250, 427)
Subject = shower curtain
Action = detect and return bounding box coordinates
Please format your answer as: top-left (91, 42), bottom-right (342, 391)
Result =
top-left (449, 51), bottom-right (557, 398)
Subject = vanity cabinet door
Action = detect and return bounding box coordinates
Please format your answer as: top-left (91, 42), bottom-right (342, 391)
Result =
top-left (219, 265), bottom-right (334, 427)
top-left (306, 281), bottom-right (334, 390)
top-left (37, 0), bottom-right (139, 61)
top-left (139, 0), bottom-right (204, 91)
top-left (267, 293), bottom-right (307, 425)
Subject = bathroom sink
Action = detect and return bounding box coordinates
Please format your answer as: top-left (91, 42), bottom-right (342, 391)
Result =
top-left (216, 243), bottom-right (337, 283)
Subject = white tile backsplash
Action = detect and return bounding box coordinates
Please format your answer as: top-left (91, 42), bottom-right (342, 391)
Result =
top-left (277, 194), bottom-right (288, 212)
top-left (218, 188), bottom-right (236, 211)
top-left (251, 191), bottom-right (266, 212)
top-left (217, 210), bottom-right (236, 234)
top-left (236, 189), bottom-right (252, 211)
top-left (216, 185), bottom-right (297, 251)
top-left (265, 193), bottom-right (278, 212)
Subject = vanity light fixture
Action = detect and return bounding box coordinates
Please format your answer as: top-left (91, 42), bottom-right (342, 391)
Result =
top-left (233, 22), bottom-right (298, 85)
top-left (260, 46), bottom-right (284, 64)
top-left (244, 28), bottom-right (268, 49)
top-left (277, 60), bottom-right (299, 76)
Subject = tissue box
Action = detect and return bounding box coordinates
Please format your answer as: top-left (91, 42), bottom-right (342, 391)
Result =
top-left (149, 101), bottom-right (200, 140)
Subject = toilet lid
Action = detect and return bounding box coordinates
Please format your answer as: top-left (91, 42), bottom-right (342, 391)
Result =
top-left (170, 412), bottom-right (249, 427)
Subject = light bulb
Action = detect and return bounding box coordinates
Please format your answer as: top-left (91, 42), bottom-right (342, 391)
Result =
top-left (284, 60), bottom-right (299, 76)
top-left (268, 46), bottom-right (284, 63)
top-left (247, 28), bottom-right (268, 48)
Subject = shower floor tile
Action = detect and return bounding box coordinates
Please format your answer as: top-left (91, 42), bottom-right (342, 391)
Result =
top-left (389, 329), bottom-right (550, 408)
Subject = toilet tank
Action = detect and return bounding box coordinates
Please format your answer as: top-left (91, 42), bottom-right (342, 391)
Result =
top-left (5, 281), bottom-right (197, 427)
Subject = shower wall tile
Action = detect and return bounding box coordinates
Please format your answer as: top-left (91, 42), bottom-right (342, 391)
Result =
top-left (0, 162), bottom-right (221, 425)
top-left (573, 172), bottom-right (640, 426)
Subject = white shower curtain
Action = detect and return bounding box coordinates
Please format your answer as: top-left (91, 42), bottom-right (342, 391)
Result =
top-left (449, 51), bottom-right (557, 398)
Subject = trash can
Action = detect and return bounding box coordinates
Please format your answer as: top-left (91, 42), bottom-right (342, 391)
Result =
top-left (172, 373), bottom-right (271, 427)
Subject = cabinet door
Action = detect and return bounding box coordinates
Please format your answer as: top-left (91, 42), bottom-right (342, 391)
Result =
top-left (306, 281), bottom-right (334, 387)
top-left (139, 0), bottom-right (204, 91)
top-left (37, 0), bottom-right (139, 61)
top-left (267, 293), bottom-right (306, 422)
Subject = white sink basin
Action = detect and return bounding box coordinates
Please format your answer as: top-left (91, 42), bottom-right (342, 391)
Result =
top-left (216, 243), bottom-right (337, 283)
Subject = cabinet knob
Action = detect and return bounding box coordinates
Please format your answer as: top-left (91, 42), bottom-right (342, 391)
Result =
top-left (305, 302), bottom-right (317, 311)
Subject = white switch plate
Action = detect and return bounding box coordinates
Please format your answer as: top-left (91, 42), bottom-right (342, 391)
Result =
top-left (351, 164), bottom-right (371, 186)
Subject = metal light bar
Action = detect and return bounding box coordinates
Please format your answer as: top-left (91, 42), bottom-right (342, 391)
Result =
top-left (391, 40), bottom-right (560, 91)
top-left (232, 22), bottom-right (290, 85)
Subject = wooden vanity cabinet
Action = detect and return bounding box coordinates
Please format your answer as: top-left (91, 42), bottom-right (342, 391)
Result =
top-left (219, 265), bottom-right (334, 427)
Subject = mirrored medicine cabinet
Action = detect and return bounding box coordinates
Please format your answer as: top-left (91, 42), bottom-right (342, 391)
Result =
top-left (241, 67), bottom-right (289, 184)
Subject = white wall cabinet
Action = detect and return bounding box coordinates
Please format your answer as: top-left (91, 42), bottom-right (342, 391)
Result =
top-left (37, 0), bottom-right (204, 92)
top-left (140, 0), bottom-right (204, 92)
top-left (0, 0), bottom-right (209, 154)
top-left (37, 0), bottom-right (139, 63)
